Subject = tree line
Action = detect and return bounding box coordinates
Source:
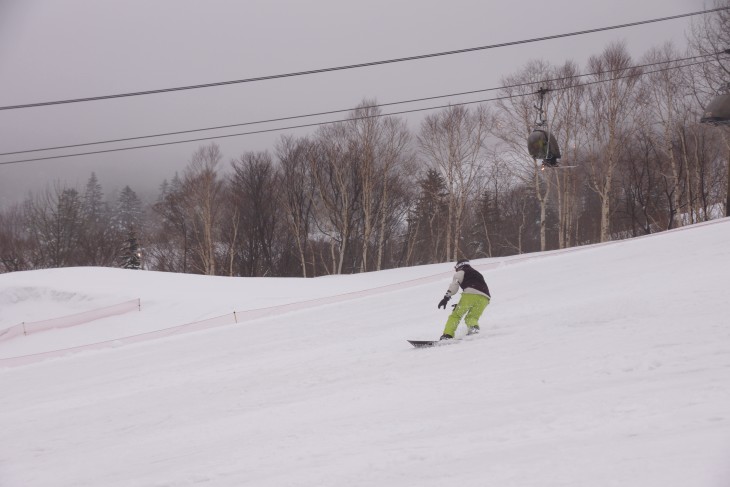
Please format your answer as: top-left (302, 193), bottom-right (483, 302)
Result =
top-left (1, 6), bottom-right (729, 277)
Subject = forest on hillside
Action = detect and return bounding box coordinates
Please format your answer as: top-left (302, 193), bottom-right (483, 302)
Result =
top-left (1, 5), bottom-right (728, 277)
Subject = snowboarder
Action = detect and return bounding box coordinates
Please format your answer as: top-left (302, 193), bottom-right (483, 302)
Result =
top-left (437, 259), bottom-right (491, 340)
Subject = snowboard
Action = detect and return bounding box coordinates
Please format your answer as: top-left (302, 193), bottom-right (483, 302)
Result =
top-left (408, 339), bottom-right (454, 348)
top-left (408, 332), bottom-right (481, 348)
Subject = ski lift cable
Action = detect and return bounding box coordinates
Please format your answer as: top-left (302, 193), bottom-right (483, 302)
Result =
top-left (0, 52), bottom-right (723, 158)
top-left (0, 57), bottom-right (719, 167)
top-left (0, 58), bottom-right (720, 166)
top-left (0, 7), bottom-right (728, 111)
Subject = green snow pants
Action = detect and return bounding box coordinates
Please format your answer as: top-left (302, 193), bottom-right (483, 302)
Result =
top-left (443, 293), bottom-right (490, 337)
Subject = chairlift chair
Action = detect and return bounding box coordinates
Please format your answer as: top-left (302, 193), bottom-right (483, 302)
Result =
top-left (700, 83), bottom-right (730, 126)
top-left (527, 129), bottom-right (562, 166)
top-left (527, 87), bottom-right (562, 168)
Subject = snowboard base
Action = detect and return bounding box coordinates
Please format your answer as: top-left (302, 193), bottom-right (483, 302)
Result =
top-left (408, 339), bottom-right (452, 348)
top-left (408, 333), bottom-right (482, 348)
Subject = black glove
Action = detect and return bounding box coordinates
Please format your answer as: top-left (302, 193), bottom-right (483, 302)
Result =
top-left (438, 295), bottom-right (451, 309)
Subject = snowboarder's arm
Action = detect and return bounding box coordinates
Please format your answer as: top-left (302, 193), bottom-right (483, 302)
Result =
top-left (445, 270), bottom-right (465, 297)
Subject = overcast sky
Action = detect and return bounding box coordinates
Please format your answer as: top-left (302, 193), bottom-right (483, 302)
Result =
top-left (0, 0), bottom-right (708, 208)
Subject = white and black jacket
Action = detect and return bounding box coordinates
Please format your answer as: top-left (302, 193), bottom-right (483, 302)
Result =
top-left (445, 265), bottom-right (491, 299)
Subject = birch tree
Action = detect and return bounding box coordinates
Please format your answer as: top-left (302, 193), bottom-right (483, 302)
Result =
top-left (345, 100), bottom-right (413, 271)
top-left (309, 124), bottom-right (360, 274)
top-left (495, 60), bottom-right (555, 251)
top-left (373, 116), bottom-right (412, 271)
top-left (638, 44), bottom-right (692, 228)
top-left (583, 42), bottom-right (641, 242)
top-left (151, 175), bottom-right (191, 273)
top-left (182, 143), bottom-right (223, 275)
top-left (418, 105), bottom-right (493, 261)
top-left (549, 61), bottom-right (587, 248)
top-left (276, 136), bottom-right (316, 277)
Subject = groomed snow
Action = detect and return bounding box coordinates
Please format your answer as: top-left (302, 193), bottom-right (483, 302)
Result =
top-left (1, 219), bottom-right (729, 486)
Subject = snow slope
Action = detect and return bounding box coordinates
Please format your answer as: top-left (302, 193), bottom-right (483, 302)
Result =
top-left (1, 220), bottom-right (730, 487)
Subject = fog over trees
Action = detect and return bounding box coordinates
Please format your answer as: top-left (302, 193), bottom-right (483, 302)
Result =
top-left (2, 5), bottom-right (729, 276)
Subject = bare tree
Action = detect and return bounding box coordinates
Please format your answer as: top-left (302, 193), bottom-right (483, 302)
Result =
top-left (182, 143), bottom-right (224, 275)
top-left (26, 183), bottom-right (84, 268)
top-left (495, 59), bottom-right (555, 251)
top-left (374, 116), bottom-right (413, 271)
top-left (309, 124), bottom-right (360, 274)
top-left (637, 43), bottom-right (695, 228)
top-left (0, 204), bottom-right (30, 272)
top-left (549, 61), bottom-right (587, 248)
top-left (688, 0), bottom-right (730, 101)
top-left (347, 100), bottom-right (380, 272)
top-left (276, 136), bottom-right (316, 277)
top-left (688, 0), bottom-right (730, 216)
top-left (418, 105), bottom-right (493, 261)
top-left (500, 184), bottom-right (536, 255)
top-left (344, 100), bottom-right (413, 271)
top-left (229, 151), bottom-right (280, 277)
top-left (583, 42), bottom-right (642, 242)
top-left (150, 175), bottom-right (190, 272)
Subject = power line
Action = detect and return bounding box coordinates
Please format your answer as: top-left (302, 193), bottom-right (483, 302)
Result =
top-left (1, 7), bottom-right (727, 111)
top-left (0, 57), bottom-right (716, 166)
top-left (0, 53), bottom-right (721, 158)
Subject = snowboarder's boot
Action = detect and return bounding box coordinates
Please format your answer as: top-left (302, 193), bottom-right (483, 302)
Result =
top-left (439, 333), bottom-right (453, 340)
top-left (467, 326), bottom-right (480, 336)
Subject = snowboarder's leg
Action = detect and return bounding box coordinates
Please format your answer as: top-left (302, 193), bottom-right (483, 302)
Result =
top-left (464, 295), bottom-right (489, 330)
top-left (443, 297), bottom-right (470, 337)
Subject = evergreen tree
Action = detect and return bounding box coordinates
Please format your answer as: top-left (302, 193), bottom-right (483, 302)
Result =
top-left (120, 230), bottom-right (142, 269)
top-left (52, 187), bottom-right (83, 266)
top-left (114, 186), bottom-right (144, 268)
top-left (79, 172), bottom-right (116, 265)
top-left (407, 169), bottom-right (448, 264)
top-left (82, 173), bottom-right (104, 219)
top-left (114, 186), bottom-right (143, 234)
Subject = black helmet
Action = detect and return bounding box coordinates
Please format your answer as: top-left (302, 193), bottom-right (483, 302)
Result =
top-left (455, 259), bottom-right (470, 270)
